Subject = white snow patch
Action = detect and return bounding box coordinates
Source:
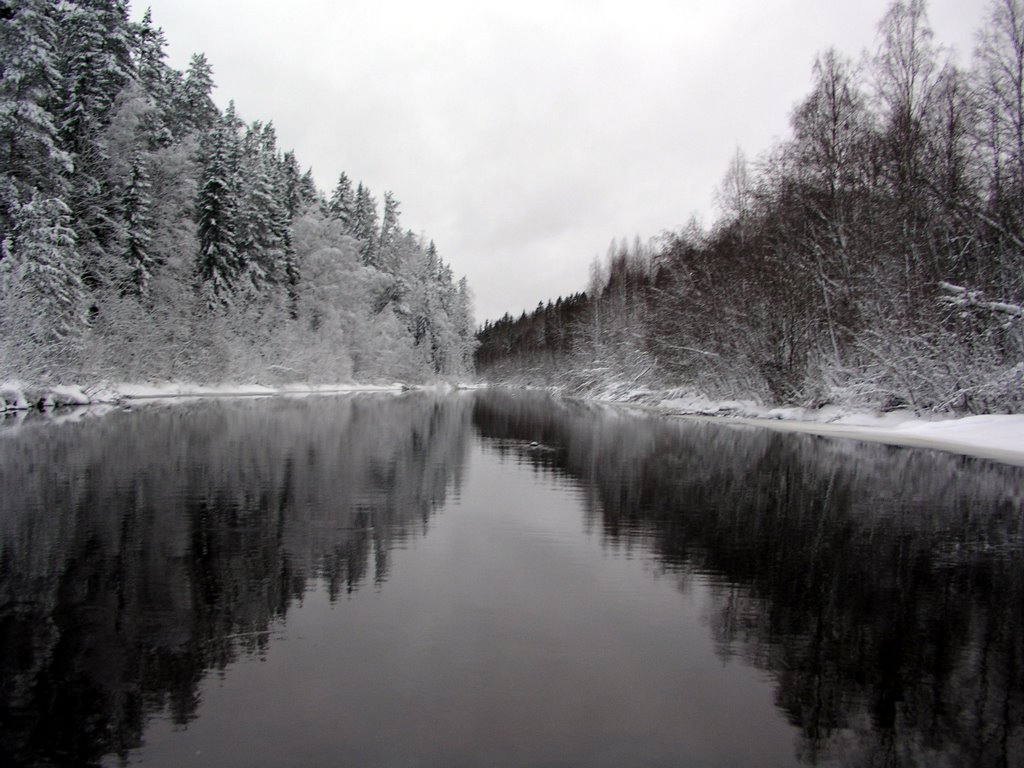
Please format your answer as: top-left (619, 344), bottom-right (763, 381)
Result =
top-left (711, 414), bottom-right (1024, 467)
top-left (894, 414), bottom-right (1024, 453)
top-left (663, 403), bottom-right (1024, 466)
top-left (111, 382), bottom-right (404, 400)
top-left (41, 385), bottom-right (91, 407)
top-left (579, 387), bottom-right (1024, 466)
top-left (0, 381), bottom-right (30, 411)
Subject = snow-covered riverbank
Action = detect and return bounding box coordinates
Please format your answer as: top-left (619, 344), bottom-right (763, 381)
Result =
top-left (0, 380), bottom-right (408, 412)
top-left (4, 379), bottom-right (1021, 466)
top-left (592, 390), bottom-right (1024, 466)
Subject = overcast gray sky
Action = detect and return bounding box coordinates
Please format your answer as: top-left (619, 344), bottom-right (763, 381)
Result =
top-left (133, 0), bottom-right (987, 323)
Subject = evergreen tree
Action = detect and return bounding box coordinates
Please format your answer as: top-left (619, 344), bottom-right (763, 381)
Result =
top-left (196, 105), bottom-right (241, 305)
top-left (425, 240), bottom-right (439, 277)
top-left (377, 190), bottom-right (401, 272)
top-left (1, 194), bottom-right (84, 342)
top-left (0, 0), bottom-right (69, 208)
top-left (54, 0), bottom-right (134, 289)
top-left (131, 7), bottom-right (173, 146)
top-left (122, 152), bottom-right (153, 294)
top-left (238, 120), bottom-right (291, 291)
top-left (56, 0), bottom-right (132, 157)
top-left (351, 182), bottom-right (378, 266)
top-left (176, 52), bottom-right (217, 136)
top-left (298, 168), bottom-right (320, 209)
top-left (279, 150), bottom-right (305, 218)
top-left (328, 171), bottom-right (354, 228)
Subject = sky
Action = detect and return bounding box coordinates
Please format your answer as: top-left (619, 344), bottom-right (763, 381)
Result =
top-left (132, 0), bottom-right (989, 323)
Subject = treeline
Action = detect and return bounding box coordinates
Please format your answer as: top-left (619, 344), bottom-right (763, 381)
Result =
top-left (477, 0), bottom-right (1024, 413)
top-left (0, 1), bottom-right (475, 385)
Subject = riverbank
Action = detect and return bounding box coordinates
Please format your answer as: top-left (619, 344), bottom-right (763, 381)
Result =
top-left (0, 380), bottom-right (410, 412)
top-left (585, 389), bottom-right (1024, 467)
top-left (4, 379), bottom-right (1021, 466)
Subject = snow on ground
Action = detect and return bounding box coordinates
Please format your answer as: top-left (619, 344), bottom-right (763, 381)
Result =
top-left (713, 413), bottom-right (1024, 467)
top-left (0, 380), bottom-right (408, 412)
top-left (112, 382), bottom-right (405, 399)
top-left (646, 393), bottom-right (1024, 466)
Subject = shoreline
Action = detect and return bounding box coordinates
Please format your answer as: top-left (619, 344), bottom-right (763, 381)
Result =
top-left (679, 413), bottom-right (1024, 467)
top-left (4, 380), bottom-right (1021, 466)
top-left (0, 381), bottom-right (410, 411)
top-left (592, 395), bottom-right (1024, 467)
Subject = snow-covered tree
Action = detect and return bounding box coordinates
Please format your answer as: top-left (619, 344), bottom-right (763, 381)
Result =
top-left (328, 172), bottom-right (354, 228)
top-left (122, 152), bottom-right (153, 294)
top-left (377, 190), bottom-right (401, 272)
top-left (1, 194), bottom-right (84, 343)
top-left (0, 0), bottom-right (70, 208)
top-left (0, 3), bottom-right (475, 387)
top-left (196, 105), bottom-right (242, 305)
top-left (175, 52), bottom-right (217, 136)
top-left (237, 120), bottom-right (289, 291)
top-left (130, 7), bottom-right (174, 147)
top-left (351, 182), bottom-right (379, 266)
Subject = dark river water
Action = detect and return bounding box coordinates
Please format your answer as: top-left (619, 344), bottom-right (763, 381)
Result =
top-left (1, 390), bottom-right (1022, 767)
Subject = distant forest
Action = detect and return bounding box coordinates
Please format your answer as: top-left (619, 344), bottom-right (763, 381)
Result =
top-left (477, 0), bottom-right (1024, 413)
top-left (0, 1), bottom-right (475, 385)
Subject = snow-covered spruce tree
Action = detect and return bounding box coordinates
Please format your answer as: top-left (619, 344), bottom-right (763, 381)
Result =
top-left (0, 194), bottom-right (85, 377)
top-left (55, 0), bottom-right (132, 157)
top-left (0, 0), bottom-right (71, 212)
top-left (298, 168), bottom-right (321, 211)
top-left (278, 148), bottom-right (317, 219)
top-left (328, 171), bottom-right (354, 228)
top-left (237, 120), bottom-right (289, 292)
top-left (130, 7), bottom-right (174, 147)
top-left (376, 190), bottom-right (401, 273)
top-left (174, 52), bottom-right (217, 137)
top-left (54, 0), bottom-right (134, 288)
top-left (195, 105), bottom-right (242, 306)
top-left (407, 240), bottom-right (440, 354)
top-left (351, 182), bottom-right (379, 267)
top-left (122, 152), bottom-right (153, 294)
top-left (279, 150), bottom-right (304, 217)
top-left (269, 138), bottom-right (301, 314)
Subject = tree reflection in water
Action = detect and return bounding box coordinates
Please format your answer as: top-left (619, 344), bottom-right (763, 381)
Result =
top-left (472, 390), bottom-right (1023, 767)
top-left (0, 389), bottom-right (1021, 767)
top-left (0, 394), bottom-right (471, 767)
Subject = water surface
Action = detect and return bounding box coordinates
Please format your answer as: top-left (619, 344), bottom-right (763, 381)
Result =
top-left (1, 391), bottom-right (1021, 767)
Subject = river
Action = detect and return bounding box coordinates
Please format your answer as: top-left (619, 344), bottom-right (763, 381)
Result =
top-left (1, 390), bottom-right (1021, 767)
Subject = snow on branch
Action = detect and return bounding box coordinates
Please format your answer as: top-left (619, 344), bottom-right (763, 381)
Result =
top-left (938, 282), bottom-right (1023, 320)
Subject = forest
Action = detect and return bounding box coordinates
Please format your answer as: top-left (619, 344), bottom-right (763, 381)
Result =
top-left (0, 0), bottom-right (476, 386)
top-left (476, 0), bottom-right (1024, 414)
